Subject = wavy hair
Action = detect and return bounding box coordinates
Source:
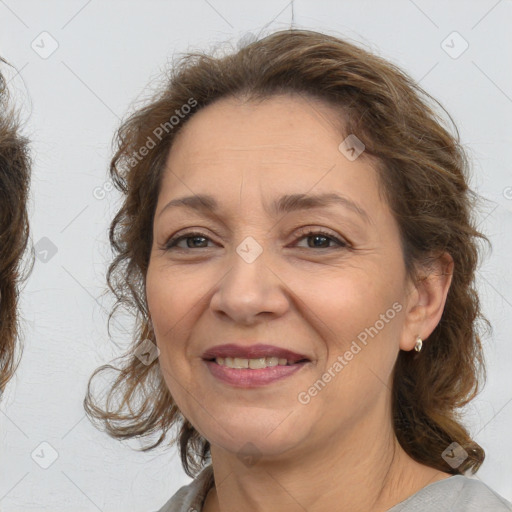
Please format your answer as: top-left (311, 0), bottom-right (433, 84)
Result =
top-left (85, 29), bottom-right (490, 478)
top-left (0, 60), bottom-right (32, 394)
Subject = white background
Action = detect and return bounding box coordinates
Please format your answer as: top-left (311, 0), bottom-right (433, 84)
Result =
top-left (0, 1), bottom-right (511, 510)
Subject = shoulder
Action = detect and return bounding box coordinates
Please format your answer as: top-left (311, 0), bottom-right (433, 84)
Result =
top-left (452, 477), bottom-right (512, 510)
top-left (153, 465), bottom-right (214, 512)
top-left (389, 475), bottom-right (512, 511)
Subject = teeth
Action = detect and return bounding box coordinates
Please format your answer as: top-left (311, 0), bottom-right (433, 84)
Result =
top-left (234, 357), bottom-right (249, 368)
top-left (249, 357), bottom-right (267, 369)
top-left (215, 356), bottom-right (292, 368)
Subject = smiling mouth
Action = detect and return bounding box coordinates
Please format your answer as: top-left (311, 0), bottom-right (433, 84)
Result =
top-left (207, 356), bottom-right (310, 369)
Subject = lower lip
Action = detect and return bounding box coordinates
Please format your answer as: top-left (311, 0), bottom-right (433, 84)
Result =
top-left (204, 360), bottom-right (309, 387)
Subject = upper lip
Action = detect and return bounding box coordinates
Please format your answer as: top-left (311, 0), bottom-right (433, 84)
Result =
top-left (202, 343), bottom-right (310, 363)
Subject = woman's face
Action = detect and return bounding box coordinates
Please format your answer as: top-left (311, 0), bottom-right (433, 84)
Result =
top-left (146, 94), bottom-right (421, 461)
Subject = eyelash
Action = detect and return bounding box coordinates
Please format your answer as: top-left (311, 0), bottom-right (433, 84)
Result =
top-left (163, 228), bottom-right (349, 251)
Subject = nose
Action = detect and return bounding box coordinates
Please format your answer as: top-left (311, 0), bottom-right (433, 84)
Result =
top-left (209, 245), bottom-right (289, 325)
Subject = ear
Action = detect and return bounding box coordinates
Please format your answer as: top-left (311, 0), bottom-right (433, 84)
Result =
top-left (399, 251), bottom-right (454, 351)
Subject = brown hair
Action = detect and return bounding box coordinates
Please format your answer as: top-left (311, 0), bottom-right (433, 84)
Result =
top-left (0, 60), bottom-right (32, 394)
top-left (85, 29), bottom-right (490, 477)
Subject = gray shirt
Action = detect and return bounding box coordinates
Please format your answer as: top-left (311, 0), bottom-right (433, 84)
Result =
top-left (155, 464), bottom-right (512, 511)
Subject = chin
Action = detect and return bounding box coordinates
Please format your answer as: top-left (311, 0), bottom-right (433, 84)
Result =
top-left (207, 420), bottom-right (305, 459)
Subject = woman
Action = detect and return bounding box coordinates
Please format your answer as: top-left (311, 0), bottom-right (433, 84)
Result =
top-left (85, 30), bottom-right (512, 511)
top-left (0, 60), bottom-right (31, 395)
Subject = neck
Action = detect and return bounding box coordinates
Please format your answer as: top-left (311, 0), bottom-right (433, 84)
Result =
top-left (203, 399), bottom-right (450, 512)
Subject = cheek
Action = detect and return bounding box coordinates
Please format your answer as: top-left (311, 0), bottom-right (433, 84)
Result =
top-left (307, 270), bottom-right (402, 375)
top-left (145, 265), bottom-right (212, 380)
top-left (146, 264), bottom-right (200, 336)
top-left (146, 269), bottom-right (187, 379)
top-left (290, 265), bottom-right (379, 338)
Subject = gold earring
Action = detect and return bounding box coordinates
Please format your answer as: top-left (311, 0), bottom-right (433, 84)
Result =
top-left (414, 336), bottom-right (423, 352)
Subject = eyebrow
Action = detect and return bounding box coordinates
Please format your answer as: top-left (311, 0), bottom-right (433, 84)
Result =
top-left (158, 192), bottom-right (371, 224)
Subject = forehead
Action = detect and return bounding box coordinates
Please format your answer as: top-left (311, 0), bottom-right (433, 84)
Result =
top-left (170, 94), bottom-right (345, 162)
top-left (158, 94), bottom-right (384, 218)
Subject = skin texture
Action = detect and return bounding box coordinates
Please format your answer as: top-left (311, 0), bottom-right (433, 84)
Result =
top-left (146, 94), bottom-right (454, 511)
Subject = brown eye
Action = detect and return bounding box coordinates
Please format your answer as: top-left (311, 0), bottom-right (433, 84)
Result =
top-left (165, 232), bottom-right (213, 250)
top-left (293, 229), bottom-right (348, 249)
